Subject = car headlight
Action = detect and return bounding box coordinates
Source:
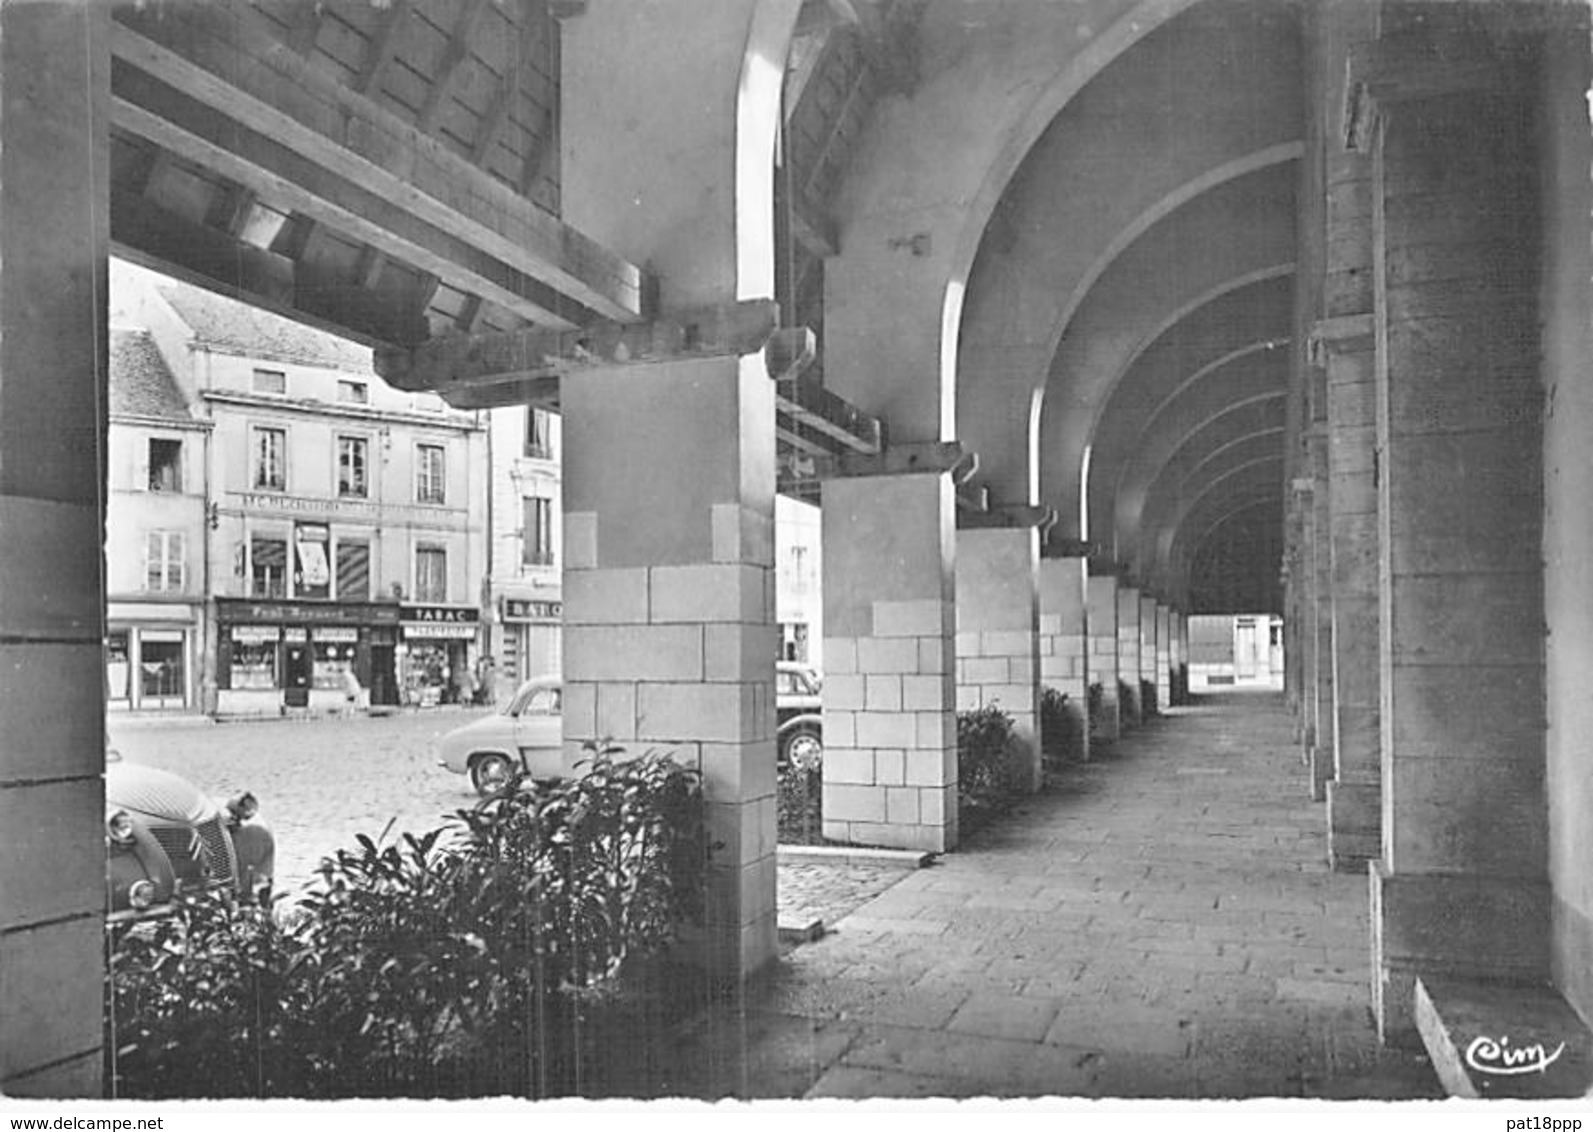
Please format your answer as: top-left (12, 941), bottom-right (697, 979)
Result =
top-left (127, 880), bottom-right (157, 909)
top-left (106, 810), bottom-right (136, 845)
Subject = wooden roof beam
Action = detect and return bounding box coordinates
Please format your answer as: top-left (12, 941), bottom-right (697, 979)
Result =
top-left (417, 0), bottom-right (492, 132)
top-left (111, 13), bottom-right (644, 324)
top-left (375, 299), bottom-right (779, 392)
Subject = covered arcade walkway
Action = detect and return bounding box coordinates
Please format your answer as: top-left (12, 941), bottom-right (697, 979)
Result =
top-left (643, 693), bottom-right (1440, 1099)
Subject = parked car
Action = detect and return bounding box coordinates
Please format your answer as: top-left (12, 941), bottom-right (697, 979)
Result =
top-left (437, 674), bottom-right (563, 796)
top-left (776, 660), bottom-right (824, 768)
top-left (439, 666), bottom-right (825, 797)
top-left (105, 749), bottom-right (275, 925)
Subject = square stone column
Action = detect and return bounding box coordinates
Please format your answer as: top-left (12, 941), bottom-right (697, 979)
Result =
top-left (0, 1), bottom-right (110, 1098)
top-left (562, 354), bottom-right (779, 979)
top-left (1356, 33), bottom-right (1549, 1045)
top-left (1087, 571), bottom-right (1121, 743)
top-left (956, 526), bottom-right (1042, 792)
top-left (821, 473), bottom-right (957, 851)
top-left (1318, 315), bottom-right (1381, 871)
top-left (1155, 604), bottom-right (1173, 709)
top-left (1307, 429), bottom-right (1336, 800)
top-left (1116, 585), bottom-right (1143, 725)
top-left (1138, 594), bottom-right (1159, 716)
top-left (1169, 608), bottom-right (1188, 704)
top-left (1038, 556), bottom-right (1090, 761)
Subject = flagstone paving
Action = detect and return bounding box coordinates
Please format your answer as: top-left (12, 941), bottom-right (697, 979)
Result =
top-left (643, 691), bottom-right (1444, 1101)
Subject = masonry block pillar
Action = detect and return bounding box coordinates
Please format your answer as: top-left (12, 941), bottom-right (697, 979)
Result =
top-left (1087, 571), bottom-right (1121, 743)
top-left (562, 355), bottom-right (779, 979)
top-left (956, 526), bottom-right (1042, 792)
top-left (821, 474), bottom-right (957, 851)
top-left (1315, 0), bottom-right (1383, 875)
top-left (1038, 556), bottom-right (1090, 761)
top-left (1308, 429), bottom-right (1336, 800)
top-left (1116, 585), bottom-right (1143, 725)
top-left (1353, 21), bottom-right (1550, 1045)
top-left (1319, 314), bottom-right (1381, 869)
top-left (1136, 594), bottom-right (1158, 717)
top-left (1154, 604), bottom-right (1172, 712)
top-left (1169, 608), bottom-right (1187, 705)
top-left (0, 2), bottom-right (110, 1098)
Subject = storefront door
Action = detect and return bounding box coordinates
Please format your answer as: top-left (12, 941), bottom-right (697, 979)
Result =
top-left (284, 638), bottom-right (312, 707)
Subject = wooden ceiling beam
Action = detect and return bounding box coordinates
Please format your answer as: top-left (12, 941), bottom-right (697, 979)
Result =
top-left (375, 299), bottom-right (778, 392)
top-left (356, 0), bottom-right (415, 96)
top-left (417, 0), bottom-right (491, 132)
top-left (110, 63), bottom-right (589, 336)
top-left (110, 13), bottom-right (644, 323)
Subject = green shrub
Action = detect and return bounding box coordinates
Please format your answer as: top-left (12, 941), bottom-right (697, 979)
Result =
top-left (1039, 686), bottom-right (1085, 768)
top-left (957, 703), bottom-right (1022, 830)
top-left (1140, 678), bottom-right (1158, 718)
top-left (1086, 681), bottom-right (1108, 739)
top-left (106, 745), bottom-right (705, 1099)
top-left (777, 761), bottom-right (823, 845)
top-left (1118, 677), bottom-right (1138, 720)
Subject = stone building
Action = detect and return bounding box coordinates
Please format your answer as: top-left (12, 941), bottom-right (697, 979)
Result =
top-left (110, 261), bottom-right (491, 714)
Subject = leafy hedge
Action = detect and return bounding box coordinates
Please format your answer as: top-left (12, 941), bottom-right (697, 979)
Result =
top-left (1039, 686), bottom-right (1085, 768)
top-left (957, 703), bottom-right (1024, 831)
top-left (105, 747), bottom-right (705, 1099)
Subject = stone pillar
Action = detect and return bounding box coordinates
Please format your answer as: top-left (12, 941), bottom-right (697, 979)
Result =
top-left (1356, 24), bottom-right (1549, 1044)
top-left (1317, 317), bottom-right (1380, 868)
top-left (562, 354), bottom-right (779, 979)
top-left (1116, 585), bottom-right (1143, 725)
top-left (1087, 570), bottom-right (1121, 743)
top-left (821, 474), bottom-right (958, 851)
top-left (1307, 429), bottom-right (1336, 800)
top-left (1138, 594), bottom-right (1159, 717)
top-left (956, 525), bottom-right (1042, 792)
top-left (1316, 0), bottom-right (1383, 875)
top-left (0, 2), bottom-right (109, 1098)
top-left (1154, 604), bottom-right (1172, 711)
top-left (1038, 555), bottom-right (1090, 761)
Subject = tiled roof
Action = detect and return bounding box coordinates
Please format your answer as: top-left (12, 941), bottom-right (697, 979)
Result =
top-left (157, 282), bottom-right (373, 374)
top-left (109, 329), bottom-right (193, 422)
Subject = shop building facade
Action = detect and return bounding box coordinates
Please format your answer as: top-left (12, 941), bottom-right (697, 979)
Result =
top-left (110, 261), bottom-right (490, 715)
top-left (484, 404), bottom-right (563, 702)
top-left (105, 327), bottom-right (213, 713)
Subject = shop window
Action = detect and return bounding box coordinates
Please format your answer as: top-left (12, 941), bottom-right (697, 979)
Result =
top-left (228, 635), bottom-right (278, 689)
top-left (253, 426), bottom-right (287, 491)
top-left (252, 368), bottom-right (286, 395)
top-left (415, 545), bottom-right (447, 602)
top-left (337, 540), bottom-right (370, 601)
top-left (106, 631), bottom-right (130, 702)
top-left (338, 435), bottom-right (368, 498)
top-left (143, 531), bottom-right (186, 593)
top-left (525, 407), bottom-right (556, 459)
top-left (416, 443), bottom-right (446, 504)
top-left (522, 496), bottom-right (553, 566)
top-left (148, 438), bottom-right (183, 493)
top-left (138, 633), bottom-right (186, 704)
top-left (337, 379), bottom-right (369, 405)
top-left (312, 634), bottom-right (358, 691)
top-left (251, 536), bottom-right (288, 598)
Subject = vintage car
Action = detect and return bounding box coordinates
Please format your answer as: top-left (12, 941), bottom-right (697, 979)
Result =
top-left (438, 665), bottom-right (825, 796)
top-left (105, 749), bottom-right (275, 924)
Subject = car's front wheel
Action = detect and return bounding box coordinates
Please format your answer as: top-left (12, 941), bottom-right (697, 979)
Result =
top-left (470, 752), bottom-right (516, 797)
top-left (780, 728), bottom-right (823, 770)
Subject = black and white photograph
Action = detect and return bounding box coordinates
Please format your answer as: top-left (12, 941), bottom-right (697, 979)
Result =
top-left (1, 0), bottom-right (1591, 1118)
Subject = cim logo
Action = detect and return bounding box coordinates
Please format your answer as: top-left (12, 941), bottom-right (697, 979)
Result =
top-left (1465, 1034), bottom-right (1568, 1077)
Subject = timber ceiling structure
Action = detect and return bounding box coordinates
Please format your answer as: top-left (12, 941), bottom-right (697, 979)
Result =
top-left (108, 0), bottom-right (1295, 613)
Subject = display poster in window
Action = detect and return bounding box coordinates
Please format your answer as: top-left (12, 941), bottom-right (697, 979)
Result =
top-left (294, 522), bottom-right (332, 599)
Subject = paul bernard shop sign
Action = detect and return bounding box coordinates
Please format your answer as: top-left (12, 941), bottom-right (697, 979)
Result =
top-left (401, 604), bottom-right (480, 640)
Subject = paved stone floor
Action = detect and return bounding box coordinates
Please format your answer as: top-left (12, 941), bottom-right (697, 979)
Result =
top-left (641, 691), bottom-right (1444, 1101)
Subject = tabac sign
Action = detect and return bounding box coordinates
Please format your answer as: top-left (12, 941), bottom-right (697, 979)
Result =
top-left (400, 604), bottom-right (480, 640)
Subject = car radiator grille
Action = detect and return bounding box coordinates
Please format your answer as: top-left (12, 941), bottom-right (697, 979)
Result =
top-left (149, 819), bottom-right (235, 887)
